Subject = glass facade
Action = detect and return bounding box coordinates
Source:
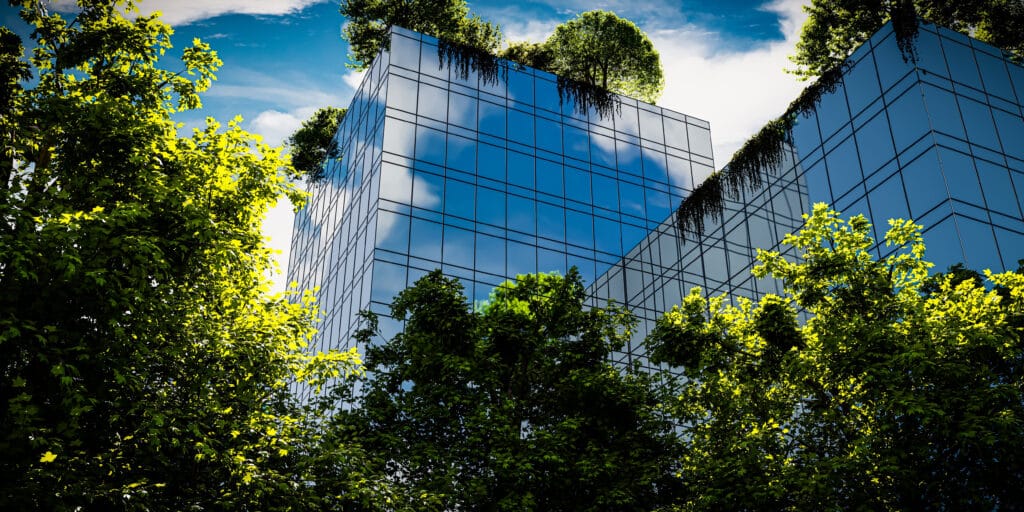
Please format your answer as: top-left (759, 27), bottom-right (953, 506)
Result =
top-left (291, 21), bottom-right (1024, 374)
top-left (287, 27), bottom-right (715, 362)
top-left (603, 20), bottom-right (1024, 366)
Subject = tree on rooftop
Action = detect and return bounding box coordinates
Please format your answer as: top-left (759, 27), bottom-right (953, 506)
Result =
top-left (286, 106), bottom-right (347, 182)
top-left (339, 0), bottom-right (503, 69)
top-left (790, 0), bottom-right (1024, 79)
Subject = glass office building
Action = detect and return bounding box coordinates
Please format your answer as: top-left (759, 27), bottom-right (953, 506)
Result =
top-left (290, 21), bottom-right (1024, 370)
top-left (601, 20), bottom-right (1024, 365)
top-left (287, 26), bottom-right (716, 358)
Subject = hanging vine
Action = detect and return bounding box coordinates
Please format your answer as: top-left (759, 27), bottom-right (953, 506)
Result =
top-left (556, 76), bottom-right (621, 119)
top-left (674, 9), bottom-right (921, 241)
top-left (437, 38), bottom-right (508, 87)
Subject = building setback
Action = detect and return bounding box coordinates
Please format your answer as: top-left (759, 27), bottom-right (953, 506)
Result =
top-left (289, 21), bottom-right (1024, 369)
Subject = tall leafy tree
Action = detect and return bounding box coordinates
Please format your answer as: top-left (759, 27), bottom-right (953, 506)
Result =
top-left (345, 269), bottom-right (684, 511)
top-left (542, 10), bottom-right (664, 103)
top-left (791, 0), bottom-right (1024, 78)
top-left (0, 1), bottom-right (366, 508)
top-left (286, 105), bottom-right (347, 182)
top-left (648, 204), bottom-right (1024, 510)
top-left (339, 0), bottom-right (503, 69)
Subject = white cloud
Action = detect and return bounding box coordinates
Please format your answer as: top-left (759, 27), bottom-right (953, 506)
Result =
top-left (342, 69), bottom-right (367, 91)
top-left (204, 70), bottom-right (347, 111)
top-left (134, 0), bottom-right (328, 26)
top-left (265, 196), bottom-right (299, 294)
top-left (651, 0), bottom-right (808, 166)
top-left (250, 109), bottom-right (304, 147)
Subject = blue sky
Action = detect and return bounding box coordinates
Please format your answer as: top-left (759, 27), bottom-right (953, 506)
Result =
top-left (4, 0), bottom-right (811, 291)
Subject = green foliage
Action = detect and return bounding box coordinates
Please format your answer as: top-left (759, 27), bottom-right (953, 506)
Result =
top-left (545, 10), bottom-right (664, 104)
top-left (346, 269), bottom-right (683, 511)
top-left (649, 204), bottom-right (1024, 510)
top-left (0, 1), bottom-right (368, 508)
top-left (286, 106), bottom-right (347, 182)
top-left (790, 0), bottom-right (1024, 79)
top-left (497, 40), bottom-right (554, 71)
top-left (339, 0), bottom-right (502, 69)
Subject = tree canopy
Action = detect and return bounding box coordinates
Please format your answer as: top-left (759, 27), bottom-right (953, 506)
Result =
top-left (339, 0), bottom-right (503, 69)
top-left (343, 269), bottom-right (683, 511)
top-left (0, 1), bottom-right (368, 508)
top-left (791, 0), bottom-right (1024, 78)
top-left (286, 106), bottom-right (347, 182)
top-left (648, 204), bottom-right (1024, 510)
top-left (542, 10), bottom-right (664, 104)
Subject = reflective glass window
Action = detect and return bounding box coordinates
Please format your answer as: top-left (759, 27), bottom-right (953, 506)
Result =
top-left (592, 174), bottom-right (618, 211)
top-left (508, 68), bottom-right (534, 105)
top-left (477, 143), bottom-right (506, 181)
top-left (419, 43), bottom-right (447, 79)
top-left (376, 211), bottom-right (409, 253)
top-left (536, 117), bottom-right (562, 153)
top-left (915, 29), bottom-right (949, 79)
top-left (939, 148), bottom-right (983, 206)
top-left (536, 159), bottom-right (563, 197)
top-left (921, 84), bottom-right (966, 140)
top-left (616, 104), bottom-right (640, 136)
top-left (868, 173), bottom-right (909, 241)
top-left (663, 117), bottom-right (689, 152)
top-left (687, 124), bottom-right (713, 159)
top-left (977, 160), bottom-right (1020, 218)
top-left (409, 217), bottom-right (442, 262)
top-left (475, 232), bottom-right (506, 276)
top-left (844, 52), bottom-right (881, 115)
top-left (383, 118), bottom-right (416, 157)
top-left (642, 147), bottom-right (668, 184)
top-left (444, 178), bottom-right (475, 219)
top-left (508, 151), bottom-right (535, 189)
top-left (447, 134), bottom-right (475, 173)
top-left (855, 112), bottom-right (896, 175)
top-left (873, 35), bottom-right (913, 90)
top-left (389, 34), bottom-right (420, 70)
top-left (619, 181), bottom-right (645, 218)
top-left (413, 169), bottom-right (443, 212)
top-left (942, 39), bottom-right (982, 90)
top-left (538, 202), bottom-right (564, 241)
top-left (415, 125), bottom-right (446, 164)
top-left (888, 90), bottom-right (931, 153)
top-left (448, 91), bottom-right (477, 129)
top-left (815, 81), bottom-right (851, 140)
top-left (566, 209), bottom-right (594, 248)
top-left (591, 133), bottom-right (617, 168)
top-left (508, 109), bottom-right (535, 146)
top-left (564, 125), bottom-right (589, 162)
top-left (476, 186), bottom-right (506, 227)
top-left (564, 166), bottom-right (591, 204)
top-left (617, 140), bottom-right (642, 176)
top-left (442, 224), bottom-right (474, 268)
top-left (639, 109), bottom-right (664, 144)
top-left (825, 136), bottom-right (863, 200)
top-left (534, 77), bottom-right (560, 112)
top-left (507, 240), bottom-right (536, 276)
top-left (594, 216), bottom-right (621, 254)
top-left (387, 75), bottom-right (418, 113)
top-left (993, 110), bottom-right (1024, 161)
top-left (538, 247), bottom-right (565, 273)
top-left (977, 53), bottom-right (1015, 100)
top-left (959, 97), bottom-right (999, 150)
top-left (478, 100), bottom-right (506, 137)
top-left (418, 84), bottom-right (448, 121)
top-left (370, 260), bottom-right (407, 303)
top-left (667, 155), bottom-right (692, 191)
top-left (645, 187), bottom-right (671, 221)
top-left (959, 218), bottom-right (1001, 271)
top-left (379, 163), bottom-right (412, 204)
top-left (508, 195), bottom-right (536, 235)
